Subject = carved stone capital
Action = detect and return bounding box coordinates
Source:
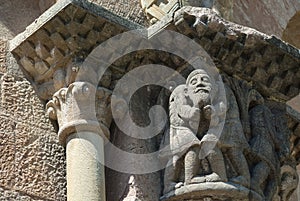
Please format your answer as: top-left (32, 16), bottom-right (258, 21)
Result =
top-left (46, 81), bottom-right (110, 145)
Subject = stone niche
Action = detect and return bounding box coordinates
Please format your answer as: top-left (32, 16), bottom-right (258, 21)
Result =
top-left (9, 0), bottom-right (300, 201)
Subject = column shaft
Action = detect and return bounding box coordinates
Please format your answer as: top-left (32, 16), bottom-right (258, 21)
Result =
top-left (66, 132), bottom-right (105, 201)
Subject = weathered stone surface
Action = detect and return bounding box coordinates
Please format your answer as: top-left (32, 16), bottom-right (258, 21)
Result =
top-left (160, 69), bottom-right (296, 200)
top-left (169, 7), bottom-right (300, 101)
top-left (39, 0), bottom-right (57, 13)
top-left (162, 69), bottom-right (229, 196)
top-left (10, 4), bottom-right (300, 103)
top-left (88, 0), bottom-right (147, 25)
top-left (9, 0), bottom-right (144, 100)
top-left (106, 84), bottom-right (162, 201)
top-left (288, 95), bottom-right (300, 119)
top-left (161, 182), bottom-right (251, 201)
top-left (213, 0), bottom-right (300, 39)
top-left (289, 165), bottom-right (300, 201)
top-left (46, 80), bottom-right (110, 145)
top-left (0, 0), bottom-right (43, 39)
top-left (4, 1), bottom-right (300, 201)
top-left (0, 186), bottom-right (48, 201)
top-left (140, 0), bottom-right (300, 43)
top-left (0, 74), bottom-right (66, 200)
top-left (67, 132), bottom-right (106, 201)
top-left (0, 40), bottom-right (6, 74)
top-left (282, 11), bottom-right (300, 49)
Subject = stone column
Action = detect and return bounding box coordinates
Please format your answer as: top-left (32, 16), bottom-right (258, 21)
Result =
top-left (46, 81), bottom-right (110, 201)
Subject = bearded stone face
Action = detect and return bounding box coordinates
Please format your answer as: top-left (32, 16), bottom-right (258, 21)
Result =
top-left (186, 72), bottom-right (212, 107)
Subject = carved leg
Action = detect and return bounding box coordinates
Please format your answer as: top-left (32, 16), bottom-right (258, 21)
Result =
top-left (163, 155), bottom-right (182, 194)
top-left (227, 148), bottom-right (250, 187)
top-left (184, 146), bottom-right (200, 185)
top-left (206, 146), bottom-right (227, 182)
top-left (250, 161), bottom-right (270, 196)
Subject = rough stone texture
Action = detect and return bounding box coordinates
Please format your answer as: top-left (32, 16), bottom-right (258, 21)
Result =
top-left (0, 74), bottom-right (66, 200)
top-left (138, 0), bottom-right (300, 45)
top-left (0, 39), bottom-right (6, 74)
top-left (88, 0), bottom-right (147, 25)
top-left (0, 186), bottom-right (47, 201)
top-left (288, 95), bottom-right (300, 115)
top-left (213, 0), bottom-right (300, 40)
top-left (3, 1), bottom-right (300, 201)
top-left (282, 11), bottom-right (300, 49)
top-left (0, 0), bottom-right (43, 39)
top-left (9, 0), bottom-right (143, 100)
top-left (39, 0), bottom-right (148, 26)
top-left (169, 7), bottom-right (300, 101)
top-left (160, 70), bottom-right (296, 201)
top-left (105, 85), bottom-right (162, 201)
top-left (39, 0), bottom-right (57, 13)
top-left (0, 2), bottom-right (67, 199)
top-left (10, 3), bottom-right (300, 102)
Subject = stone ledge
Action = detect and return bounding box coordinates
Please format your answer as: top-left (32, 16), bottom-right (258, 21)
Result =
top-left (149, 7), bottom-right (300, 102)
top-left (9, 4), bottom-right (300, 103)
top-left (160, 182), bottom-right (261, 201)
top-left (9, 0), bottom-right (143, 53)
top-left (8, 0), bottom-right (145, 100)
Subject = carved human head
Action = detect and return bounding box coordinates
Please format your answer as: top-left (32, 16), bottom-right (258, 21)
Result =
top-left (185, 69), bottom-right (212, 106)
top-left (186, 69), bottom-right (212, 93)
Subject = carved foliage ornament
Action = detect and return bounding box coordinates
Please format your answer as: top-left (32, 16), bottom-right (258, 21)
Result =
top-left (46, 81), bottom-right (110, 145)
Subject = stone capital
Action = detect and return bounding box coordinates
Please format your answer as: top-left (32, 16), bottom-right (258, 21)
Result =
top-left (46, 81), bottom-right (110, 145)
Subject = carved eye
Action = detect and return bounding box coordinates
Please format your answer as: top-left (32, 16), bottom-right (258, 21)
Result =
top-left (201, 76), bottom-right (210, 82)
top-left (190, 78), bottom-right (198, 85)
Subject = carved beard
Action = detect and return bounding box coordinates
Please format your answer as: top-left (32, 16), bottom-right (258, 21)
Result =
top-left (189, 91), bottom-right (211, 108)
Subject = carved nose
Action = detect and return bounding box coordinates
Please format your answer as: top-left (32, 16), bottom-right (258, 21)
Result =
top-left (197, 83), bottom-right (206, 88)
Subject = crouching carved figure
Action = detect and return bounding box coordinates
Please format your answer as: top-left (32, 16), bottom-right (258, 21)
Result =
top-left (161, 71), bottom-right (255, 201)
top-left (162, 69), bottom-right (228, 195)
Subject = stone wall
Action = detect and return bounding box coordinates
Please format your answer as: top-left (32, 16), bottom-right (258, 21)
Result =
top-left (214, 0), bottom-right (300, 48)
top-left (0, 40), bottom-right (6, 75)
top-left (0, 1), bottom-right (66, 200)
top-left (0, 74), bottom-right (66, 200)
top-left (282, 11), bottom-right (300, 49)
top-left (0, 0), bottom-right (300, 201)
top-left (0, 0), bottom-right (42, 39)
top-left (89, 0), bottom-right (147, 25)
top-left (214, 0), bottom-right (300, 38)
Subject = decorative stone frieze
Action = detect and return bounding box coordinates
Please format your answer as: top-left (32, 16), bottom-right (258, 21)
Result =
top-left (8, 0), bottom-right (300, 200)
top-left (9, 0), bottom-right (142, 100)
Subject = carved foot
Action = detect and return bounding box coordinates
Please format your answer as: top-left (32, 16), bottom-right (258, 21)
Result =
top-left (230, 176), bottom-right (250, 188)
top-left (190, 176), bottom-right (206, 184)
top-left (175, 182), bottom-right (184, 189)
top-left (205, 172), bottom-right (224, 182)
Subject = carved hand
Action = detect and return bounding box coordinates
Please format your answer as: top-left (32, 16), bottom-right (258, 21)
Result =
top-left (203, 105), bottom-right (215, 120)
top-left (189, 107), bottom-right (201, 120)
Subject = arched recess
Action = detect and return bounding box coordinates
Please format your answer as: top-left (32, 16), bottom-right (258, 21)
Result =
top-left (282, 11), bottom-right (300, 49)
